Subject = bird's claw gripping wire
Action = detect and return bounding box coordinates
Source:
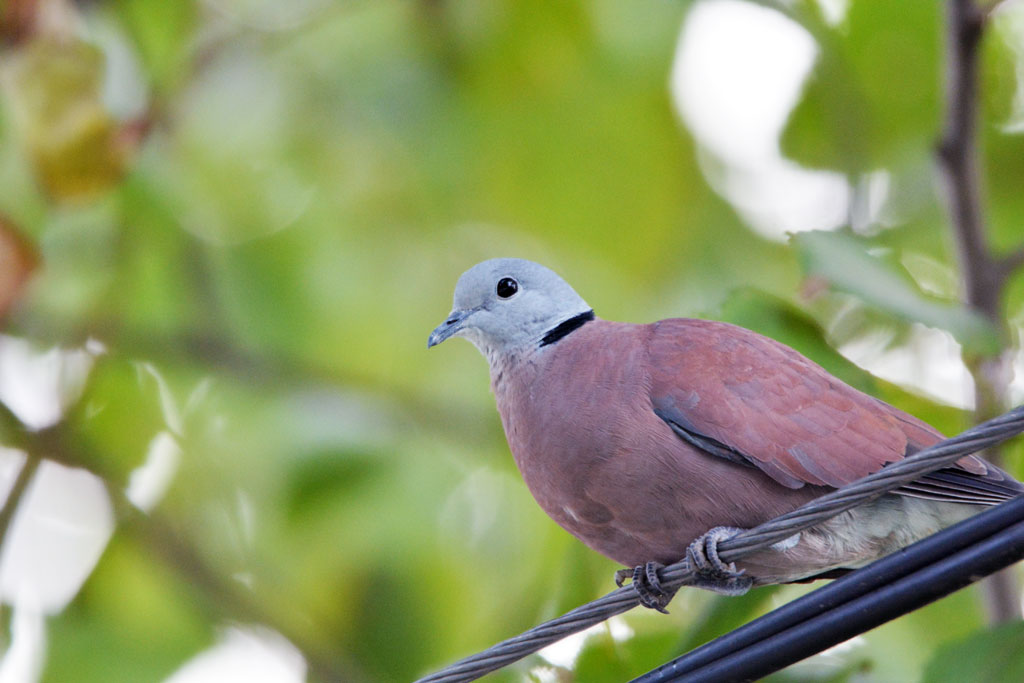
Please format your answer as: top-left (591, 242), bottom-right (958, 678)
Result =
top-left (686, 526), bottom-right (754, 596)
top-left (616, 561), bottom-right (675, 613)
top-left (616, 526), bottom-right (754, 610)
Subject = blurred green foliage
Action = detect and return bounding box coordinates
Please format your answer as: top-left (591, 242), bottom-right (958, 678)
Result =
top-left (922, 621), bottom-right (1024, 683)
top-left (0, 0), bottom-right (1023, 681)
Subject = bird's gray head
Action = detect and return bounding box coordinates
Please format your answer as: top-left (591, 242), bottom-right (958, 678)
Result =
top-left (428, 258), bottom-right (593, 363)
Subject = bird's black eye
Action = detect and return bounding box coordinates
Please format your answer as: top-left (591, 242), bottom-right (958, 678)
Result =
top-left (496, 277), bottom-right (519, 299)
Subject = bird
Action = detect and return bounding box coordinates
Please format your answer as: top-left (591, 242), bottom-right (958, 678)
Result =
top-left (427, 258), bottom-right (1023, 610)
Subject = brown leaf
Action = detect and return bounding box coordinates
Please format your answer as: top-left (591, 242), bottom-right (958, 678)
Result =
top-left (6, 39), bottom-right (134, 201)
top-left (0, 0), bottom-right (40, 46)
top-left (0, 215), bottom-right (38, 320)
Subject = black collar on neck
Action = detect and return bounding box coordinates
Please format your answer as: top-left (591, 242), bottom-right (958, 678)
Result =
top-left (539, 310), bottom-right (595, 347)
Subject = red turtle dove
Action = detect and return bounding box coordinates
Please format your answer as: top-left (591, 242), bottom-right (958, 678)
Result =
top-left (428, 258), bottom-right (1022, 608)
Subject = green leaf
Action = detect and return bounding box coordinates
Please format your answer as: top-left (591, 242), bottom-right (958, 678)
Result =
top-left (781, 0), bottom-right (941, 172)
top-left (283, 448), bottom-right (388, 521)
top-left (794, 230), bottom-right (999, 354)
top-left (108, 0), bottom-right (197, 91)
top-left (923, 622), bottom-right (1024, 683)
top-left (6, 40), bottom-right (128, 199)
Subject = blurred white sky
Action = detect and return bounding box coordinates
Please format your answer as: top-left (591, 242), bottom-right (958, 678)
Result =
top-left (164, 627), bottom-right (306, 683)
top-left (671, 0), bottom-right (852, 239)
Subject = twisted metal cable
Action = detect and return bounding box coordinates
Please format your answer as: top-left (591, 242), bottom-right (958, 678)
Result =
top-left (415, 405), bottom-right (1024, 683)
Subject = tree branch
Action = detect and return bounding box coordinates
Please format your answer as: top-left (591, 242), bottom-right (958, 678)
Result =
top-left (0, 454), bottom-right (41, 557)
top-left (939, 0), bottom-right (994, 314)
top-left (0, 450), bottom-right (41, 646)
top-left (999, 246), bottom-right (1024, 278)
top-left (937, 0), bottom-right (1022, 623)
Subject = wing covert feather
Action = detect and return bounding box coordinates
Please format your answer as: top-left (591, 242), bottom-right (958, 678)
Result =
top-left (647, 319), bottom-right (993, 492)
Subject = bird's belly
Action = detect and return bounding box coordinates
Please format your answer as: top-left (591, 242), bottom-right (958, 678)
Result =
top-left (736, 494), bottom-right (981, 584)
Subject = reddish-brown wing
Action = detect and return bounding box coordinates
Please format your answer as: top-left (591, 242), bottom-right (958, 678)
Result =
top-left (646, 318), bottom-right (990, 490)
